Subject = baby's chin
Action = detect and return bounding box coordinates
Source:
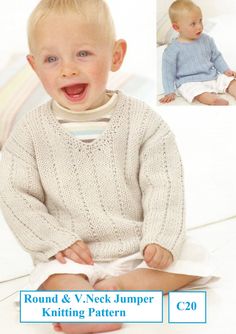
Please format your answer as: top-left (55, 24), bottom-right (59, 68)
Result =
top-left (189, 35), bottom-right (201, 41)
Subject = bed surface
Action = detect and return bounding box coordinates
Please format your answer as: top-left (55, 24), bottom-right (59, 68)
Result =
top-left (1, 216), bottom-right (236, 334)
top-left (157, 93), bottom-right (236, 106)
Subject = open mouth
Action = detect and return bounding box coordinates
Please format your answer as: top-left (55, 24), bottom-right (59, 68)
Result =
top-left (61, 83), bottom-right (88, 102)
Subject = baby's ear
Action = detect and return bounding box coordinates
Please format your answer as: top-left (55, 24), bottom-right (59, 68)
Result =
top-left (111, 39), bottom-right (127, 72)
top-left (172, 23), bottom-right (179, 31)
top-left (26, 55), bottom-right (36, 71)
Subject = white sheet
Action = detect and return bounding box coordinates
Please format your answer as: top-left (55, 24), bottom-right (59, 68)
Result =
top-left (1, 217), bottom-right (236, 333)
top-left (0, 208), bottom-right (33, 282)
top-left (160, 108), bottom-right (236, 228)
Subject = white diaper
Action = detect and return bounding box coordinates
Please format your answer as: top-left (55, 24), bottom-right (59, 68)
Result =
top-left (25, 238), bottom-right (218, 291)
top-left (178, 74), bottom-right (235, 103)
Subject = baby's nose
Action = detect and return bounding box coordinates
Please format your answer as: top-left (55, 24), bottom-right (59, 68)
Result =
top-left (61, 63), bottom-right (79, 77)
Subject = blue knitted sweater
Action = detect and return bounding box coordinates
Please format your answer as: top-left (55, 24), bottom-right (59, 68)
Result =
top-left (162, 33), bottom-right (229, 95)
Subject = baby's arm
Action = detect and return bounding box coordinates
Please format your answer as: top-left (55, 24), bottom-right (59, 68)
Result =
top-left (161, 46), bottom-right (177, 103)
top-left (139, 112), bottom-right (185, 263)
top-left (144, 243), bottom-right (173, 269)
top-left (0, 119), bottom-right (80, 263)
top-left (209, 36), bottom-right (230, 74)
top-left (55, 240), bottom-right (94, 265)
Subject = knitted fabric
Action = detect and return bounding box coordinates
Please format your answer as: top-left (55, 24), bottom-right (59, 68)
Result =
top-left (162, 33), bottom-right (229, 95)
top-left (0, 91), bottom-right (185, 264)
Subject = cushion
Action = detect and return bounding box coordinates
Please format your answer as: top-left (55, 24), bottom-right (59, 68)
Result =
top-left (157, 13), bottom-right (178, 45)
top-left (0, 57), bottom-right (49, 149)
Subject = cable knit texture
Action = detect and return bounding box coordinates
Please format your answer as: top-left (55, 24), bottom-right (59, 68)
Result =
top-left (0, 91), bottom-right (185, 264)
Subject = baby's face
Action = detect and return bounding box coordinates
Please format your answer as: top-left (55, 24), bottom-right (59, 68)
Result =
top-left (175, 8), bottom-right (203, 42)
top-left (28, 13), bottom-right (115, 111)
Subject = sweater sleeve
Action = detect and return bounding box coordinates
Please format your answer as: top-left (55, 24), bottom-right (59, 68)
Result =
top-left (0, 119), bottom-right (80, 264)
top-left (209, 36), bottom-right (229, 73)
top-left (139, 113), bottom-right (185, 260)
top-left (162, 45), bottom-right (177, 95)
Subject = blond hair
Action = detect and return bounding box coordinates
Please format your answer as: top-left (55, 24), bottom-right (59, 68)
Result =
top-left (169, 0), bottom-right (201, 23)
top-left (27, 0), bottom-right (116, 52)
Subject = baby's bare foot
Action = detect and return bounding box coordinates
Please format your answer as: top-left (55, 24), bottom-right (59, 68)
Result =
top-left (94, 277), bottom-right (122, 291)
top-left (54, 322), bottom-right (121, 333)
top-left (52, 285), bottom-right (122, 333)
top-left (213, 98), bottom-right (229, 105)
top-left (53, 323), bottom-right (62, 332)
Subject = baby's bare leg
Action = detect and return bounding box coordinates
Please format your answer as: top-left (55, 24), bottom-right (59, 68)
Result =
top-left (94, 269), bottom-right (198, 294)
top-left (42, 273), bottom-right (122, 334)
top-left (194, 92), bottom-right (229, 105)
top-left (227, 79), bottom-right (236, 98)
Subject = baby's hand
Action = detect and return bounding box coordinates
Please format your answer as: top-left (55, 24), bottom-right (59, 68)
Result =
top-left (224, 70), bottom-right (236, 77)
top-left (144, 244), bottom-right (173, 269)
top-left (55, 240), bottom-right (94, 265)
top-left (159, 93), bottom-right (176, 104)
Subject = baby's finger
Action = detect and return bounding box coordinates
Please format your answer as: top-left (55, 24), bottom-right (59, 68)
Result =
top-left (55, 251), bottom-right (67, 264)
top-left (149, 250), bottom-right (164, 268)
top-left (63, 248), bottom-right (86, 264)
top-left (73, 241), bottom-right (93, 264)
top-left (63, 246), bottom-right (94, 265)
top-left (164, 97), bottom-right (171, 103)
top-left (144, 244), bottom-right (156, 263)
top-left (165, 96), bottom-right (175, 103)
top-left (156, 251), bottom-right (173, 269)
top-left (72, 243), bottom-right (94, 264)
top-left (166, 256), bottom-right (173, 267)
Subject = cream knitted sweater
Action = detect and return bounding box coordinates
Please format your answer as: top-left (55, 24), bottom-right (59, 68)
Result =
top-left (0, 91), bottom-right (185, 264)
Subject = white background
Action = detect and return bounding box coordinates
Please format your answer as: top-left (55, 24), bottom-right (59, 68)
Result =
top-left (157, 0), bottom-right (236, 21)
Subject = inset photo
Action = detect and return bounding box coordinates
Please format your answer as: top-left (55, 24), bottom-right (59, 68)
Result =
top-left (157, 0), bottom-right (236, 106)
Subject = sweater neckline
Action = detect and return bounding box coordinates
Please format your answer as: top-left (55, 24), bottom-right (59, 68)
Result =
top-left (52, 92), bottom-right (118, 122)
top-left (174, 33), bottom-right (203, 45)
top-left (46, 90), bottom-right (126, 148)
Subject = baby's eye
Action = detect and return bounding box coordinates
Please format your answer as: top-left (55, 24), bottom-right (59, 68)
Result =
top-left (77, 51), bottom-right (89, 57)
top-left (46, 56), bottom-right (58, 63)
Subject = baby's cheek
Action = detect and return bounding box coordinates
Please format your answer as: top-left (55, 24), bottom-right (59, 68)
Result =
top-left (37, 72), bottom-right (55, 92)
top-left (92, 68), bottom-right (110, 86)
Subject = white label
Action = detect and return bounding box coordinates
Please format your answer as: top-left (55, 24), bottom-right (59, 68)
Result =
top-left (20, 290), bottom-right (163, 323)
top-left (168, 291), bottom-right (207, 323)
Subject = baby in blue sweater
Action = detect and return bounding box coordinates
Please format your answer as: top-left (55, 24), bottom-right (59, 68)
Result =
top-left (160, 0), bottom-right (236, 105)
